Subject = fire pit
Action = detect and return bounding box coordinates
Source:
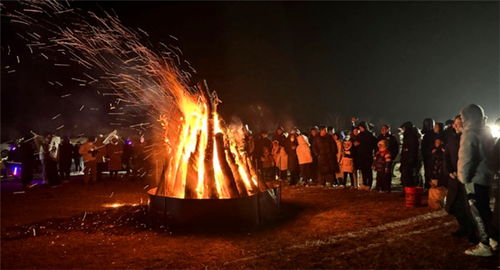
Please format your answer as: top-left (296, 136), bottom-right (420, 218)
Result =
top-left (148, 185), bottom-right (280, 227)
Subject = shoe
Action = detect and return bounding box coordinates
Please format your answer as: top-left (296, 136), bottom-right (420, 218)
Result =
top-left (464, 243), bottom-right (493, 257)
top-left (489, 238), bottom-right (498, 251)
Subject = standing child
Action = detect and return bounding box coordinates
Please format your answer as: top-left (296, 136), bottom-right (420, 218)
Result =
top-left (272, 140), bottom-right (288, 180)
top-left (341, 140), bottom-right (356, 188)
top-left (373, 140), bottom-right (393, 192)
top-left (260, 146), bottom-right (275, 181)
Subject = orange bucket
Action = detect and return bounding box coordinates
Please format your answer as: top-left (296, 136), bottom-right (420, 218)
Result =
top-left (404, 186), bottom-right (423, 207)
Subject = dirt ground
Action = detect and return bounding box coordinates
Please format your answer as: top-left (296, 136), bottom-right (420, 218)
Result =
top-left (1, 175), bottom-right (498, 269)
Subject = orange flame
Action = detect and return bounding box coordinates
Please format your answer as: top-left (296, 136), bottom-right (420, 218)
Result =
top-left (157, 73), bottom-right (265, 199)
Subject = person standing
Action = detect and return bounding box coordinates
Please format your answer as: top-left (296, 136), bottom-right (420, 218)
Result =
top-left (400, 122), bottom-right (420, 187)
top-left (373, 140), bottom-right (393, 192)
top-left (458, 104), bottom-right (496, 256)
top-left (79, 136), bottom-right (97, 184)
top-left (350, 127), bottom-right (361, 187)
top-left (58, 137), bottom-right (73, 182)
top-left (342, 140), bottom-right (356, 188)
top-left (444, 115), bottom-right (476, 242)
top-left (430, 138), bottom-right (447, 187)
top-left (286, 130), bottom-right (300, 185)
top-left (422, 118), bottom-right (437, 188)
top-left (377, 125), bottom-right (399, 167)
top-left (333, 132), bottom-right (344, 186)
top-left (72, 142), bottom-right (82, 173)
top-left (107, 137), bottom-right (123, 179)
top-left (94, 136), bottom-right (107, 181)
top-left (296, 134), bottom-right (313, 185)
top-left (272, 140), bottom-right (288, 180)
top-left (313, 127), bottom-right (338, 186)
top-left (356, 122), bottom-right (377, 189)
top-left (19, 135), bottom-right (34, 189)
top-left (41, 135), bottom-right (60, 187)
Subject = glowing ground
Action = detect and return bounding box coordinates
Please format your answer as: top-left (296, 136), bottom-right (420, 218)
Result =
top-left (1, 176), bottom-right (498, 269)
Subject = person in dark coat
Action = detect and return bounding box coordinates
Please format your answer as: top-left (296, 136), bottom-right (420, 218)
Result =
top-left (373, 139), bottom-right (393, 192)
top-left (377, 125), bottom-right (399, 162)
top-left (253, 131), bottom-right (272, 172)
top-left (272, 127), bottom-right (287, 147)
top-left (442, 119), bottom-right (455, 144)
top-left (430, 138), bottom-right (447, 187)
top-left (72, 142), bottom-right (82, 172)
top-left (349, 127), bottom-right (361, 187)
top-left (58, 136), bottom-right (73, 181)
top-left (308, 126), bottom-right (320, 184)
top-left (489, 118), bottom-right (500, 248)
top-left (444, 115), bottom-right (476, 242)
top-left (356, 122), bottom-right (377, 189)
top-left (400, 122), bottom-right (420, 187)
top-left (313, 127), bottom-right (339, 186)
top-left (19, 135), bottom-right (35, 189)
top-left (422, 118), bottom-right (437, 188)
top-left (285, 130), bottom-right (300, 185)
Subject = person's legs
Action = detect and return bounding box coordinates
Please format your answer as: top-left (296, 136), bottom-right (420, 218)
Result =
top-left (83, 162), bottom-right (90, 184)
top-left (375, 171), bottom-right (382, 191)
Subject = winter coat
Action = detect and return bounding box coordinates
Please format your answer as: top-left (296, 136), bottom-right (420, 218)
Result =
top-left (58, 141), bottom-right (73, 165)
top-left (377, 133), bottom-right (399, 161)
top-left (272, 143), bottom-right (288, 171)
top-left (341, 147), bottom-right (354, 173)
top-left (458, 104), bottom-right (495, 188)
top-left (334, 139), bottom-right (344, 178)
top-left (400, 127), bottom-right (419, 169)
top-left (79, 142), bottom-right (96, 162)
top-left (431, 146), bottom-right (447, 186)
top-left (373, 149), bottom-right (392, 173)
top-left (254, 136), bottom-right (272, 160)
top-left (296, 135), bottom-right (313, 165)
top-left (285, 135), bottom-right (299, 171)
top-left (356, 131), bottom-right (377, 170)
top-left (444, 131), bottom-right (461, 175)
top-left (313, 134), bottom-right (339, 174)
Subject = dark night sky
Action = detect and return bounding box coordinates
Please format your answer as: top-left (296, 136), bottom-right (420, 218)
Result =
top-left (1, 1), bottom-right (499, 140)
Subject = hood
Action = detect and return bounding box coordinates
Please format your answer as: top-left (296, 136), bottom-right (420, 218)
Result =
top-left (461, 104), bottom-right (486, 130)
top-left (297, 135), bottom-right (310, 146)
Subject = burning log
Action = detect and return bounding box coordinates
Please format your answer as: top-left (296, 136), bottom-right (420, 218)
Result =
top-left (214, 133), bottom-right (240, 198)
top-left (184, 131), bottom-right (202, 198)
top-left (199, 80), bottom-right (217, 199)
top-left (225, 148), bottom-right (249, 197)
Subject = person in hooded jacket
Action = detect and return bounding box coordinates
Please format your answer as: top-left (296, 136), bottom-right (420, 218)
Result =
top-left (313, 127), bottom-right (338, 186)
top-left (333, 132), bottom-right (344, 186)
top-left (400, 122), bottom-right (420, 187)
top-left (356, 122), bottom-right (377, 189)
top-left (458, 104), bottom-right (497, 256)
top-left (296, 134), bottom-right (314, 185)
top-left (285, 130), bottom-right (300, 185)
top-left (422, 118), bottom-right (437, 188)
top-left (444, 115), bottom-right (476, 243)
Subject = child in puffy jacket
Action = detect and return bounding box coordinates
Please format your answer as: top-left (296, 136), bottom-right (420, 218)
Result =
top-left (373, 140), bottom-right (393, 192)
top-left (341, 140), bottom-right (356, 188)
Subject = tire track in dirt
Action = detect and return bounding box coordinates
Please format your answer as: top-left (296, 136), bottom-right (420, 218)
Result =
top-left (226, 210), bottom-right (449, 266)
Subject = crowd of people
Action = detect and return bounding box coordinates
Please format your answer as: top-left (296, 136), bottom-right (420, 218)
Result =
top-left (13, 133), bottom-right (149, 188)
top-left (5, 104), bottom-right (500, 257)
top-left (244, 104), bottom-right (499, 257)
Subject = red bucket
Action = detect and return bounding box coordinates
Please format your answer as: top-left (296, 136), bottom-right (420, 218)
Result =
top-left (404, 186), bottom-right (423, 207)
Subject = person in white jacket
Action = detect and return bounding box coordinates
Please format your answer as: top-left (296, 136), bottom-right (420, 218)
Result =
top-left (297, 134), bottom-right (314, 185)
top-left (458, 104), bottom-right (497, 256)
top-left (272, 140), bottom-right (288, 180)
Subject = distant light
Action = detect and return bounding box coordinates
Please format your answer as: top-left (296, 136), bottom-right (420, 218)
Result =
top-left (12, 166), bottom-right (20, 176)
top-left (489, 124), bottom-right (500, 138)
